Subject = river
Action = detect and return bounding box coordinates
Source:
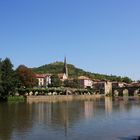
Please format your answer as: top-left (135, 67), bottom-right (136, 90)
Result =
top-left (0, 97), bottom-right (140, 140)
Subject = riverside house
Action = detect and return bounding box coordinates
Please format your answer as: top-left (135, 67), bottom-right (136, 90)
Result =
top-left (36, 74), bottom-right (51, 88)
top-left (78, 76), bottom-right (93, 88)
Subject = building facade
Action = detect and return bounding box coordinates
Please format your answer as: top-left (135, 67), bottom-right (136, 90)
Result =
top-left (93, 81), bottom-right (112, 95)
top-left (78, 76), bottom-right (93, 88)
top-left (112, 82), bottom-right (125, 88)
top-left (36, 74), bottom-right (51, 87)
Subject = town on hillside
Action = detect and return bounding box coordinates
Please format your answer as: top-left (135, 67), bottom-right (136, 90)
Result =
top-left (0, 57), bottom-right (140, 100)
top-left (35, 57), bottom-right (140, 96)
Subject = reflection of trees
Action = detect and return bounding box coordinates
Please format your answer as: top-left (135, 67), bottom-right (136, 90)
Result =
top-left (0, 103), bottom-right (13, 140)
top-left (0, 102), bottom-right (34, 140)
top-left (112, 98), bottom-right (140, 113)
top-left (29, 101), bottom-right (86, 137)
top-left (14, 103), bottom-right (34, 133)
top-left (33, 98), bottom-right (107, 130)
top-left (0, 98), bottom-right (110, 140)
top-left (50, 101), bottom-right (85, 128)
top-left (118, 99), bottom-right (133, 112)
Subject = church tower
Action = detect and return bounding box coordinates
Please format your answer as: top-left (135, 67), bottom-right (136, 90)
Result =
top-left (63, 57), bottom-right (68, 79)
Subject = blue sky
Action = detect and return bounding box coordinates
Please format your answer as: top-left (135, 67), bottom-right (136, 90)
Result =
top-left (0, 0), bottom-right (140, 80)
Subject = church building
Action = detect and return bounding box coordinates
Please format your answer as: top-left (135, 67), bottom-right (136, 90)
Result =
top-left (58, 57), bottom-right (68, 81)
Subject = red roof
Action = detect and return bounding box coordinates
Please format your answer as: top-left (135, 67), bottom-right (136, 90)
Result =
top-left (35, 74), bottom-right (51, 78)
top-left (78, 76), bottom-right (90, 80)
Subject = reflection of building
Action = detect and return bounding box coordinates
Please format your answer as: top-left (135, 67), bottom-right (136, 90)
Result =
top-left (31, 102), bottom-right (53, 125)
top-left (84, 101), bottom-right (94, 119)
top-left (105, 97), bottom-right (113, 115)
top-left (36, 74), bottom-right (51, 87)
top-left (78, 76), bottom-right (93, 88)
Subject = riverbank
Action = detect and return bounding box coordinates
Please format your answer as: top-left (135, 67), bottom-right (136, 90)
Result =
top-left (27, 94), bottom-right (105, 103)
top-left (8, 96), bottom-right (25, 102)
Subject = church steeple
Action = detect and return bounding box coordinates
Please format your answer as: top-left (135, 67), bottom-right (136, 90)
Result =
top-left (63, 57), bottom-right (68, 78)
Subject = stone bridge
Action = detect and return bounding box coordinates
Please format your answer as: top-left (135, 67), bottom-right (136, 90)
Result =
top-left (112, 86), bottom-right (140, 96)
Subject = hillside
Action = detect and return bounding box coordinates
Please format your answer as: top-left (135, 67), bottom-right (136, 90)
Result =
top-left (32, 62), bottom-right (132, 83)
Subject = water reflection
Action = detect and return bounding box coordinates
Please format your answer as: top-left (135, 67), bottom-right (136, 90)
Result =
top-left (84, 101), bottom-right (94, 119)
top-left (0, 97), bottom-right (140, 140)
top-left (0, 102), bottom-right (34, 140)
top-left (105, 97), bottom-right (113, 115)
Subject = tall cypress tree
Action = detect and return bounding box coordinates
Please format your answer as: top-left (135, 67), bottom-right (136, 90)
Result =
top-left (0, 58), bottom-right (17, 99)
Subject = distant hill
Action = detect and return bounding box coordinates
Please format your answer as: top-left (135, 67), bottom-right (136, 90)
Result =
top-left (32, 61), bottom-right (132, 83)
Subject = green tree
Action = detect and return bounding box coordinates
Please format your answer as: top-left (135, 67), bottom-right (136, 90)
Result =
top-left (49, 75), bottom-right (62, 87)
top-left (64, 79), bottom-right (80, 88)
top-left (16, 65), bottom-right (37, 88)
top-left (0, 58), bottom-right (17, 99)
top-left (122, 77), bottom-right (132, 83)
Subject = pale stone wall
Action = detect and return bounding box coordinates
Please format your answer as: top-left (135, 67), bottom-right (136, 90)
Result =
top-left (84, 79), bottom-right (93, 88)
top-left (45, 76), bottom-right (51, 86)
top-left (27, 95), bottom-right (104, 103)
top-left (37, 78), bottom-right (44, 86)
top-left (104, 81), bottom-right (112, 95)
top-left (37, 76), bottom-right (51, 87)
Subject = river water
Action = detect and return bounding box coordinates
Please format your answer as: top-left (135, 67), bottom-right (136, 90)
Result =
top-left (0, 97), bottom-right (140, 140)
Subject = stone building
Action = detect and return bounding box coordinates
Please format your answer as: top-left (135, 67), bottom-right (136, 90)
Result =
top-left (112, 82), bottom-right (125, 88)
top-left (93, 81), bottom-right (112, 95)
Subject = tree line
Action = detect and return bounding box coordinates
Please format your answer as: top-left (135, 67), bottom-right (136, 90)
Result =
top-left (0, 58), bottom-right (81, 100)
top-left (0, 58), bottom-right (134, 100)
top-left (0, 58), bottom-right (37, 100)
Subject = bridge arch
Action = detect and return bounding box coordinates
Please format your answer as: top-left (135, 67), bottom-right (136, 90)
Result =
top-left (123, 89), bottom-right (129, 96)
top-left (118, 89), bottom-right (123, 96)
top-left (134, 89), bottom-right (139, 96)
top-left (113, 86), bottom-right (140, 97)
top-left (114, 90), bottom-right (119, 97)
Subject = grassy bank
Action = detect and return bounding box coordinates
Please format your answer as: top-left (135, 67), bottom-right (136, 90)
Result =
top-left (8, 96), bottom-right (25, 102)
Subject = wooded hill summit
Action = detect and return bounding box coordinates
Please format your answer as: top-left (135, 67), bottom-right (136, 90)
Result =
top-left (32, 62), bottom-right (132, 83)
